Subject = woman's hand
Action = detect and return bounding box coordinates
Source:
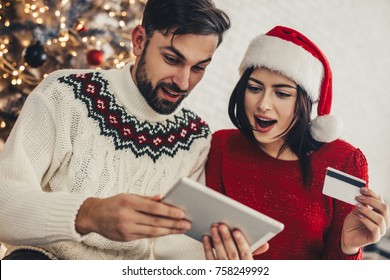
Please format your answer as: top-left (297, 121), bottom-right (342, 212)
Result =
top-left (203, 223), bottom-right (269, 259)
top-left (341, 187), bottom-right (390, 255)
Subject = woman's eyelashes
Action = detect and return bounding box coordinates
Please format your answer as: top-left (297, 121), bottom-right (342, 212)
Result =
top-left (275, 91), bottom-right (293, 98)
top-left (247, 84), bottom-right (262, 93)
top-left (247, 84), bottom-right (293, 98)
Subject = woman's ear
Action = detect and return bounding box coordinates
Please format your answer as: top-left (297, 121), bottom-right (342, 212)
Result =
top-left (131, 25), bottom-right (147, 57)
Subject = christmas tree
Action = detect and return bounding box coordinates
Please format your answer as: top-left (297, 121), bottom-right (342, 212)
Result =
top-left (0, 0), bottom-right (146, 147)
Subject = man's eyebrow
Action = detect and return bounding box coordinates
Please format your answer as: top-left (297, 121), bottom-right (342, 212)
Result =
top-left (162, 46), bottom-right (213, 65)
top-left (249, 77), bottom-right (296, 89)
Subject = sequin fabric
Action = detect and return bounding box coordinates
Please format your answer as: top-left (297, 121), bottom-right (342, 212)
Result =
top-left (206, 129), bottom-right (368, 259)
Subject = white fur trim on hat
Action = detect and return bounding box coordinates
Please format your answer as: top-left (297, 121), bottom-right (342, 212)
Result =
top-left (310, 115), bottom-right (342, 142)
top-left (239, 35), bottom-right (324, 102)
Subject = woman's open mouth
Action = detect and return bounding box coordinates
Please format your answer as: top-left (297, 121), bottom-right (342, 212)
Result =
top-left (254, 116), bottom-right (277, 133)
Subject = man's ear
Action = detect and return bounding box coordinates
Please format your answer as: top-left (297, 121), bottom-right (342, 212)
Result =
top-left (131, 25), bottom-right (147, 57)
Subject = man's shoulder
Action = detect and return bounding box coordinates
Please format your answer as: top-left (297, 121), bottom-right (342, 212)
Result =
top-left (42, 67), bottom-right (119, 86)
top-left (45, 68), bottom-right (98, 80)
top-left (27, 68), bottom-right (111, 112)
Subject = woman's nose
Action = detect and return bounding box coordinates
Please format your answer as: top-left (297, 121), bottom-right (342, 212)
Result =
top-left (258, 93), bottom-right (273, 111)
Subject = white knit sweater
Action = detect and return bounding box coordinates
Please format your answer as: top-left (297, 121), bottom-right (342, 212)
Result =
top-left (0, 63), bottom-right (209, 259)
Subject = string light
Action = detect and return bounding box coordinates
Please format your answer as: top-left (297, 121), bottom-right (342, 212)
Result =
top-left (0, 0), bottom-right (146, 143)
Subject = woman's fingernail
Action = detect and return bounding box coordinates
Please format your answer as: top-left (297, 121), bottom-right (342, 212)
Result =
top-left (356, 203), bottom-right (363, 209)
top-left (361, 187), bottom-right (368, 192)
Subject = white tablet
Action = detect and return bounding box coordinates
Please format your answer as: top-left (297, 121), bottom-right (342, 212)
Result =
top-left (162, 177), bottom-right (284, 252)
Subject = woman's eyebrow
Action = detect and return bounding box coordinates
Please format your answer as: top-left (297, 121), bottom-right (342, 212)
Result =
top-left (273, 84), bottom-right (296, 89)
top-left (248, 77), bottom-right (264, 85)
top-left (249, 77), bottom-right (296, 89)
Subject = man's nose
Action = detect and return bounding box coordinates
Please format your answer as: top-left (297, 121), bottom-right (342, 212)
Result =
top-left (172, 68), bottom-right (190, 91)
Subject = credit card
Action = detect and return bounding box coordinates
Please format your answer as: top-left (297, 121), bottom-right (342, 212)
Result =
top-left (322, 167), bottom-right (366, 205)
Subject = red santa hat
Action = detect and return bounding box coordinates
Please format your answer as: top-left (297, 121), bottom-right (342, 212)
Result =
top-left (239, 26), bottom-right (342, 143)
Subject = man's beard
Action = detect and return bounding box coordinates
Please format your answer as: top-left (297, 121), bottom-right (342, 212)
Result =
top-left (135, 50), bottom-right (188, 115)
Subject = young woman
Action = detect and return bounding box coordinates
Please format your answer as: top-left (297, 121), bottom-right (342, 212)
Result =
top-left (204, 26), bottom-right (389, 259)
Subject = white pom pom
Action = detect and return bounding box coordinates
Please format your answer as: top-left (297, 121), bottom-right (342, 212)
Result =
top-left (310, 115), bottom-right (342, 143)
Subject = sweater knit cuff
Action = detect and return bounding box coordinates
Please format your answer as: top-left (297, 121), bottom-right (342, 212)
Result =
top-left (341, 247), bottom-right (363, 260)
top-left (335, 240), bottom-right (362, 260)
top-left (46, 194), bottom-right (89, 242)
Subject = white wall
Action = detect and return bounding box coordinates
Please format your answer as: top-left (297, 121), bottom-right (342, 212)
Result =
top-left (186, 0), bottom-right (390, 202)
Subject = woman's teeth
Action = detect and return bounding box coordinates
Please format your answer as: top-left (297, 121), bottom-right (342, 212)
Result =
top-left (255, 117), bottom-right (276, 128)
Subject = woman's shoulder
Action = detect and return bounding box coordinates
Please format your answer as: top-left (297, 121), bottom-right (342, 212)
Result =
top-left (321, 139), bottom-right (362, 154)
top-left (212, 128), bottom-right (240, 138)
top-left (313, 139), bottom-right (368, 180)
top-left (210, 129), bottom-right (247, 149)
top-left (211, 128), bottom-right (244, 144)
top-left (315, 139), bottom-right (367, 168)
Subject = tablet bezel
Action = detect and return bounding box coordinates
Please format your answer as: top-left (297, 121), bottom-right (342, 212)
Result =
top-left (162, 177), bottom-right (284, 252)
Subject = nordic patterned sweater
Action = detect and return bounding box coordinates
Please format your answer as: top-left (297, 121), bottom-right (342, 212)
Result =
top-left (0, 63), bottom-right (208, 260)
top-left (206, 129), bottom-right (367, 260)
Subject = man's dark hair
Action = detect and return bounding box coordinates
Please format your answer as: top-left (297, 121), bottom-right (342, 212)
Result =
top-left (142, 0), bottom-right (231, 46)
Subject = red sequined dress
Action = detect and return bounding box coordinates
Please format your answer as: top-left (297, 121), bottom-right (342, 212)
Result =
top-left (206, 129), bottom-right (368, 259)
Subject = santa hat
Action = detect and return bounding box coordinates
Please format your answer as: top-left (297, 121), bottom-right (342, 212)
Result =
top-left (239, 26), bottom-right (342, 143)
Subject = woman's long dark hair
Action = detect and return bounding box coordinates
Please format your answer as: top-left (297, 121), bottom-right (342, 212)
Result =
top-left (228, 67), bottom-right (323, 186)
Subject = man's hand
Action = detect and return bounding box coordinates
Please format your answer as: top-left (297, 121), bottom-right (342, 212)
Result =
top-left (75, 194), bottom-right (191, 241)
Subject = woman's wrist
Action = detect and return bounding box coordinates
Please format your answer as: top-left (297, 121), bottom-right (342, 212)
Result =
top-left (340, 234), bottom-right (359, 255)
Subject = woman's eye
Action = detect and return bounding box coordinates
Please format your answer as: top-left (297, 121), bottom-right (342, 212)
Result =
top-left (247, 85), bottom-right (261, 93)
top-left (276, 91), bottom-right (292, 98)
